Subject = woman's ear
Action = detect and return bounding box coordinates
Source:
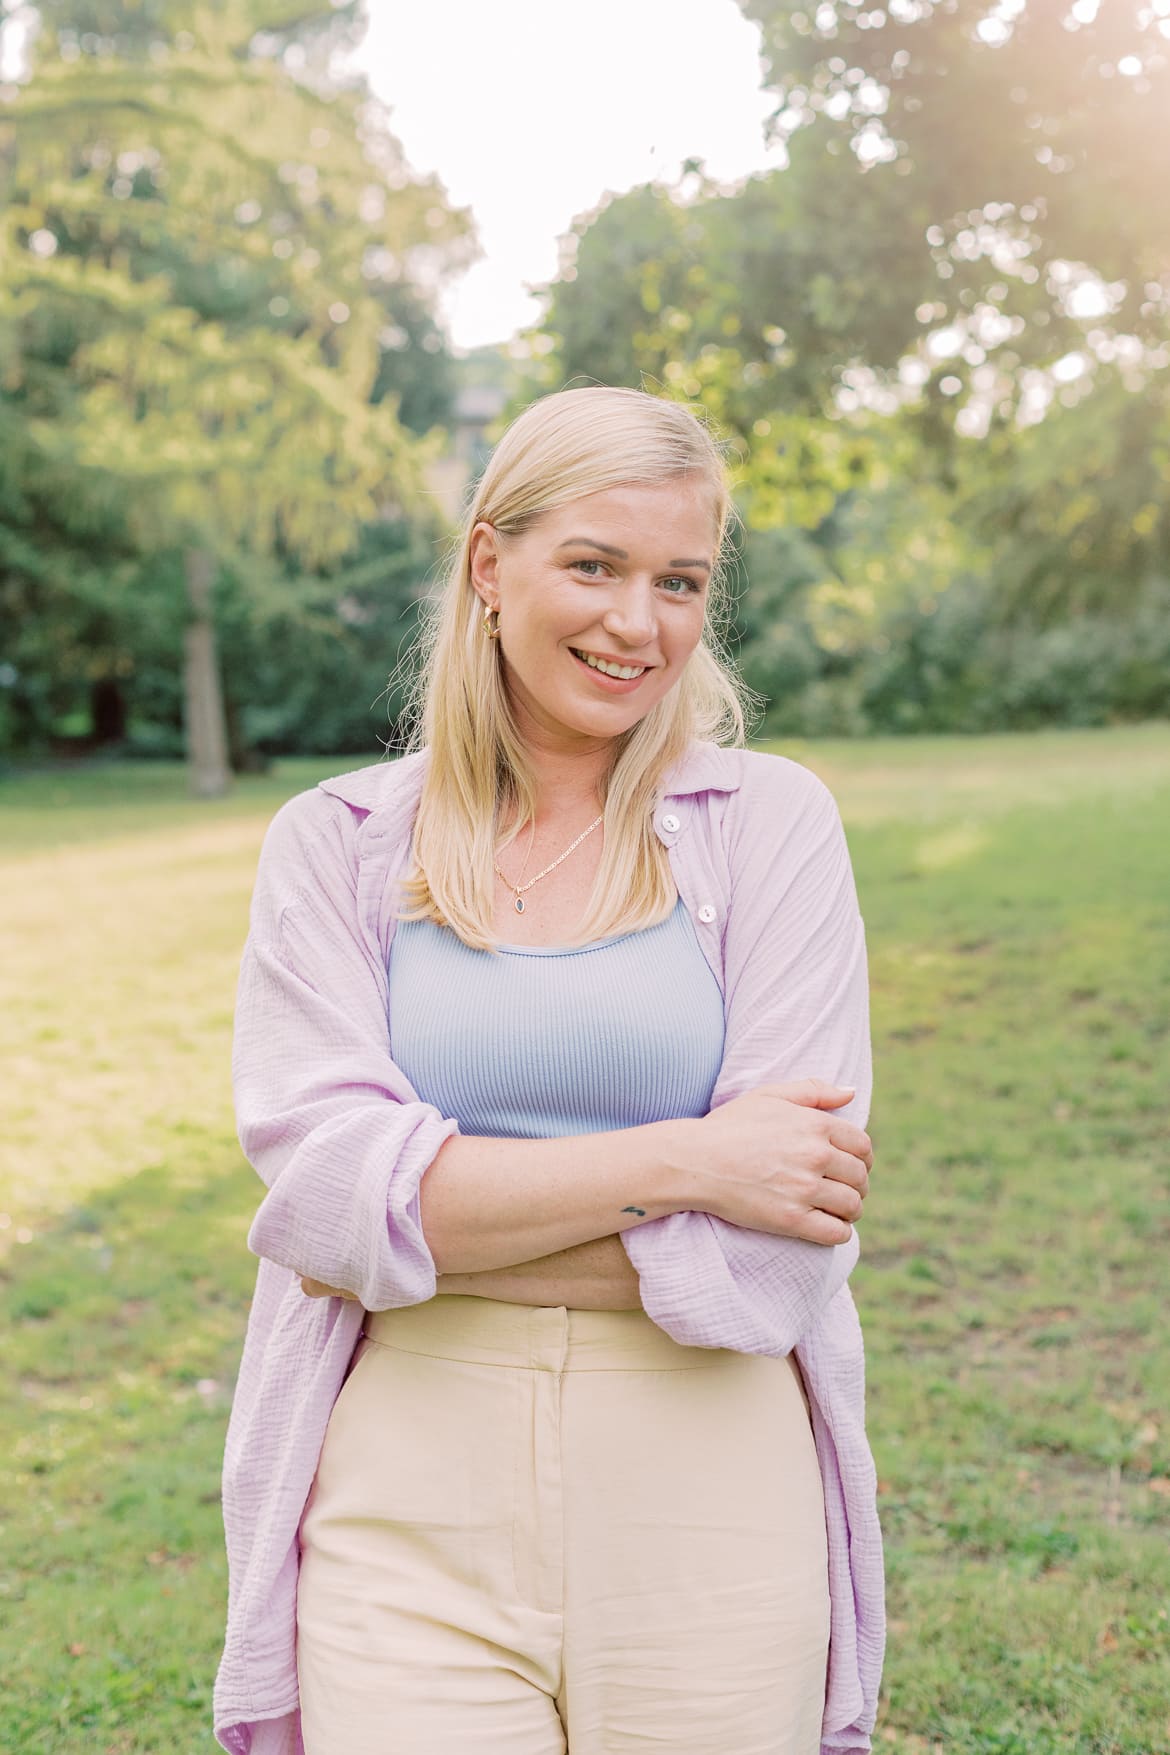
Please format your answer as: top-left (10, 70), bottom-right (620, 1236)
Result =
top-left (468, 521), bottom-right (502, 611)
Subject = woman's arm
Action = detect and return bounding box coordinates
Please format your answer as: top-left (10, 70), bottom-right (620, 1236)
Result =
top-left (438, 1234), bottom-right (643, 1308)
top-left (305, 1234), bottom-right (643, 1309)
top-left (621, 762), bottom-right (873, 1356)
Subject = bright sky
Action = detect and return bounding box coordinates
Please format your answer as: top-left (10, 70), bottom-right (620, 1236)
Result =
top-left (352, 0), bottom-right (787, 351)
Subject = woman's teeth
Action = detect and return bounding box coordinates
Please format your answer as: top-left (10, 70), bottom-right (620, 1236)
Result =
top-left (571, 649), bottom-right (647, 680)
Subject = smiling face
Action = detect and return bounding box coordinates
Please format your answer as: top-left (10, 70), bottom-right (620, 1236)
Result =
top-left (469, 475), bottom-right (719, 755)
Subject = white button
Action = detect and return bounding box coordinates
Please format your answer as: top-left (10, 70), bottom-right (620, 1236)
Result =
top-left (697, 904), bottom-right (717, 924)
top-left (661, 813), bottom-right (680, 833)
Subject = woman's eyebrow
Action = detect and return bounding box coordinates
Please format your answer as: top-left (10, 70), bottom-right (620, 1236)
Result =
top-left (554, 536), bottom-right (628, 558)
top-left (554, 537), bottom-right (711, 572)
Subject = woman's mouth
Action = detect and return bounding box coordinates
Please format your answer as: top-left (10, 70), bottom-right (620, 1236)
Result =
top-left (569, 647), bottom-right (650, 687)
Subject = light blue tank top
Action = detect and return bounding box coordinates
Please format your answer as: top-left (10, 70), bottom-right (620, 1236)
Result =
top-left (388, 896), bottom-right (726, 1139)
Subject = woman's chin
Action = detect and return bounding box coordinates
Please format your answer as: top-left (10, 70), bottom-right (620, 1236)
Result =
top-left (505, 678), bottom-right (661, 746)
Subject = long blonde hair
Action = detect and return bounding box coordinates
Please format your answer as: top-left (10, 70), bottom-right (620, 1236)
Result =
top-left (397, 385), bottom-right (753, 950)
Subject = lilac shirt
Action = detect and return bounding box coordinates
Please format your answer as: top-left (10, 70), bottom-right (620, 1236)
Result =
top-left (213, 740), bottom-right (884, 1755)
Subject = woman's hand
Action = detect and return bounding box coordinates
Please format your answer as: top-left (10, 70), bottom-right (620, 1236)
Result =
top-left (300, 1277), bottom-right (362, 1301)
top-left (683, 1076), bottom-right (873, 1246)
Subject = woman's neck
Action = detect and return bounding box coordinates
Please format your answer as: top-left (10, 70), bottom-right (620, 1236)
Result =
top-left (511, 738), bottom-right (616, 823)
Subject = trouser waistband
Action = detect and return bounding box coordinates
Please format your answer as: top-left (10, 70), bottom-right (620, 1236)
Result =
top-left (362, 1293), bottom-right (737, 1372)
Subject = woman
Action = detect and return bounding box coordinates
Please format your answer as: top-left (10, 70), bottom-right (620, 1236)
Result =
top-left (213, 386), bottom-right (884, 1755)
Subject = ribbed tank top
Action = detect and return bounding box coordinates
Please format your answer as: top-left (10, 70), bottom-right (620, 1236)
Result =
top-left (387, 896), bottom-right (726, 1139)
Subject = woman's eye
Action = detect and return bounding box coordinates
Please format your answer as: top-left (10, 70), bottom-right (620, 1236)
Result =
top-left (660, 575), bottom-right (702, 595)
top-left (572, 558), bottom-right (608, 577)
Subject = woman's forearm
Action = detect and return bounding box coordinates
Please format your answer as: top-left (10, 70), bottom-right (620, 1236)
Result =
top-left (434, 1233), bottom-right (644, 1310)
top-left (417, 1120), bottom-right (695, 1274)
top-left (302, 1234), bottom-right (644, 1309)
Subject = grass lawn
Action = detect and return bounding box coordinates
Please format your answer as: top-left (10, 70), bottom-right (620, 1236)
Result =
top-left (1, 723), bottom-right (1168, 1754)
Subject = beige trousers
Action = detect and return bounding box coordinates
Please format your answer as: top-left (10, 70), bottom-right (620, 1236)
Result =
top-left (295, 1294), bottom-right (830, 1755)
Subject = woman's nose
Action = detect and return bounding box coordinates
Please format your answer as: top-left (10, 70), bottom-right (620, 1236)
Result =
top-left (602, 583), bottom-right (657, 647)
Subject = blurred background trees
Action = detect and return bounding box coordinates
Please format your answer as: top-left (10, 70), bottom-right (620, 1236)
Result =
top-left (531, 0), bottom-right (1170, 734)
top-left (1, 0), bottom-right (1167, 774)
top-left (0, 0), bottom-right (473, 781)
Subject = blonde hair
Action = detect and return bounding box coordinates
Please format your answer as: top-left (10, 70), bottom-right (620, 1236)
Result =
top-left (397, 384), bottom-right (753, 950)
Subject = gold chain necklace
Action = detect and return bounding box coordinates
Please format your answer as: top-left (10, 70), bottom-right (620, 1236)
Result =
top-left (494, 815), bottom-right (603, 914)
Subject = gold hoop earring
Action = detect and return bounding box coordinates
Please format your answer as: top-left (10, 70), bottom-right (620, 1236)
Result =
top-left (482, 604), bottom-right (501, 640)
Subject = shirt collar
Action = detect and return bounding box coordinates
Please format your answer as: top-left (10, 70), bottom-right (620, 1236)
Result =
top-left (317, 748), bottom-right (427, 833)
top-left (659, 740), bottom-right (743, 800)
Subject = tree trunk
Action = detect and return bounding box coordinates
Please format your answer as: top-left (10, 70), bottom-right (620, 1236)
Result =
top-left (90, 676), bottom-right (127, 745)
top-left (225, 693), bottom-right (271, 775)
top-left (182, 546), bottom-right (231, 798)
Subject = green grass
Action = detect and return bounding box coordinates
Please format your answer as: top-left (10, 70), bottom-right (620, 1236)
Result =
top-left (2, 726), bottom-right (1168, 1754)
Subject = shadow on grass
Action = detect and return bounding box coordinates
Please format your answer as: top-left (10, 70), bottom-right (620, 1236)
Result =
top-left (1, 1149), bottom-right (262, 1755)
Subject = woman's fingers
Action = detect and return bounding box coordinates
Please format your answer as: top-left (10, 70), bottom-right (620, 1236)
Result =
top-left (794, 1208), bottom-right (856, 1247)
top-left (821, 1141), bottom-right (870, 1200)
top-left (829, 1120), bottom-right (874, 1171)
top-left (300, 1276), bottom-right (360, 1300)
top-left (814, 1171), bottom-right (866, 1223)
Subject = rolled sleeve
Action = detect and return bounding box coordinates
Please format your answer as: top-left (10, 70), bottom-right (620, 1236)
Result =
top-left (234, 788), bottom-right (460, 1311)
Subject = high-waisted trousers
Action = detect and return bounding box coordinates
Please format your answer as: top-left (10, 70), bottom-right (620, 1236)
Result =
top-left (295, 1293), bottom-right (831, 1755)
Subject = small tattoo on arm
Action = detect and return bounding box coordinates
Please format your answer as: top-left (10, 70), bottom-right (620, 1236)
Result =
top-left (620, 1204), bottom-right (647, 1217)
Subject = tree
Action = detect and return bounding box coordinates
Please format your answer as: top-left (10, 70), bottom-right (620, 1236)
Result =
top-left (0, 0), bottom-right (474, 784)
top-left (735, 0), bottom-right (1170, 623)
top-left (528, 0), bottom-right (1169, 651)
top-left (739, 0), bottom-right (1170, 422)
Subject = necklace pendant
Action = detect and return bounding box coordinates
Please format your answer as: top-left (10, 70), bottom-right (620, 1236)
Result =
top-left (514, 896), bottom-right (525, 913)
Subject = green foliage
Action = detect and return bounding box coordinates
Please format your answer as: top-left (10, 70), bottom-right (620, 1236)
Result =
top-left (740, 0), bottom-right (1170, 408)
top-left (0, 0), bottom-right (474, 755)
top-left (543, 151), bottom-right (935, 423)
top-left (963, 369), bottom-right (1170, 625)
top-left (533, 165), bottom-right (904, 526)
top-left (726, 446), bottom-right (1170, 736)
top-left (214, 515), bottom-right (441, 757)
top-left (740, 568), bottom-right (1170, 740)
top-left (523, 2), bottom-right (1170, 729)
